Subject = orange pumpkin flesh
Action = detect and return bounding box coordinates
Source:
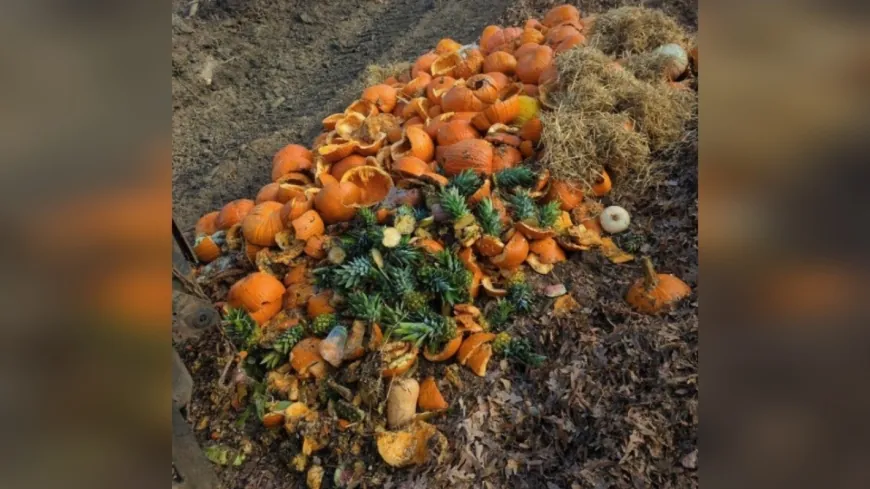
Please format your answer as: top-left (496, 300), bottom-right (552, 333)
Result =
top-left (457, 332), bottom-right (496, 365)
top-left (491, 231), bottom-right (529, 270)
top-left (592, 170), bottom-right (612, 196)
top-left (418, 377), bottom-right (449, 411)
top-left (529, 237), bottom-right (567, 264)
top-left (626, 257), bottom-right (691, 314)
top-left (422, 336), bottom-right (463, 362)
top-left (545, 180), bottom-right (585, 211)
top-left (465, 343), bottom-right (493, 377)
top-left (341, 166), bottom-right (394, 207)
top-left (272, 144), bottom-right (313, 182)
top-left (307, 291), bottom-right (335, 318)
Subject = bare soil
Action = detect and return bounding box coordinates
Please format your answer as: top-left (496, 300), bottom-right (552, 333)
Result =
top-left (173, 1), bottom-right (697, 488)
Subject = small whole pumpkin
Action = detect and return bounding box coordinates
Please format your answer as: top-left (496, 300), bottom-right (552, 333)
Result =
top-left (438, 138), bottom-right (494, 176)
top-left (216, 199), bottom-right (255, 230)
top-left (242, 201), bottom-right (286, 247)
top-left (227, 272), bottom-right (286, 325)
top-left (626, 257), bottom-right (691, 314)
top-left (315, 174), bottom-right (361, 223)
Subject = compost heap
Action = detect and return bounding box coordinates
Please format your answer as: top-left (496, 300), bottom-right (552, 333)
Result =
top-left (189, 4), bottom-right (697, 486)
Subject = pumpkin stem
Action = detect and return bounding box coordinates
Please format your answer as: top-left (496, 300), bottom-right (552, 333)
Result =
top-left (641, 256), bottom-right (659, 290)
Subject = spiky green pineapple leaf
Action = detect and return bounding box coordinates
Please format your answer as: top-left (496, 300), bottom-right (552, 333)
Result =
top-left (507, 191), bottom-right (538, 222)
top-left (311, 313), bottom-right (337, 336)
top-left (538, 201), bottom-right (562, 229)
top-left (344, 291), bottom-right (383, 323)
top-left (502, 336), bottom-right (546, 367)
top-left (439, 186), bottom-right (471, 221)
top-left (447, 169), bottom-right (483, 197)
top-left (383, 237), bottom-right (422, 268)
top-left (507, 279), bottom-right (535, 314)
top-left (475, 197), bottom-right (502, 236)
top-left (224, 308), bottom-right (260, 350)
top-left (493, 166), bottom-right (536, 190)
top-left (486, 299), bottom-right (515, 330)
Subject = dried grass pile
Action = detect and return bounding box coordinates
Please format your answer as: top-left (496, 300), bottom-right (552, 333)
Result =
top-left (587, 6), bottom-right (688, 57)
top-left (539, 8), bottom-right (696, 198)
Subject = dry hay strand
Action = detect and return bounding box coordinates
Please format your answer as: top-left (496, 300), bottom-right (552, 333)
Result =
top-left (587, 7), bottom-right (687, 57)
top-left (615, 80), bottom-right (696, 152)
top-left (362, 61), bottom-right (412, 86)
top-left (541, 46), bottom-right (630, 112)
top-left (620, 52), bottom-right (675, 83)
top-left (540, 110), bottom-right (651, 192)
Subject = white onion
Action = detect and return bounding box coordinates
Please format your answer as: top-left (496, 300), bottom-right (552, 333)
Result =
top-left (600, 206), bottom-right (631, 234)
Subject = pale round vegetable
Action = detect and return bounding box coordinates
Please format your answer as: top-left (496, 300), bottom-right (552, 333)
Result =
top-left (653, 43), bottom-right (689, 81)
top-left (600, 206), bottom-right (631, 234)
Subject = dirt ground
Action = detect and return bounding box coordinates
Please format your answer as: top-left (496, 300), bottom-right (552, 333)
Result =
top-left (173, 1), bottom-right (697, 488)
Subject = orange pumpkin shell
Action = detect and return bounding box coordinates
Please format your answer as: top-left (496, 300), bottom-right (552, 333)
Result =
top-left (315, 174), bottom-right (361, 223)
top-left (216, 199), bottom-right (255, 230)
top-left (518, 118), bottom-right (543, 143)
top-left (417, 377), bottom-right (449, 411)
top-left (362, 84), bottom-right (398, 113)
top-left (543, 4), bottom-right (581, 27)
top-left (194, 235), bottom-right (221, 263)
top-left (430, 52), bottom-right (462, 77)
top-left (436, 120), bottom-right (480, 147)
top-left (340, 165), bottom-right (394, 207)
top-left (227, 272), bottom-right (286, 326)
top-left (195, 211), bottom-right (219, 237)
top-left (402, 73), bottom-right (433, 98)
top-left (529, 237), bottom-right (567, 264)
top-left (515, 44), bottom-right (554, 85)
top-left (304, 235), bottom-right (328, 259)
top-left (435, 38), bottom-right (462, 54)
top-left (412, 51), bottom-right (439, 77)
top-left (545, 180), bottom-right (585, 211)
top-left (466, 74), bottom-right (502, 104)
top-left (467, 178), bottom-right (492, 206)
top-left (454, 49), bottom-right (485, 79)
top-left (438, 138), bottom-right (494, 176)
top-left (255, 183), bottom-right (281, 204)
top-left (626, 258), bottom-right (691, 314)
top-left (483, 51), bottom-right (517, 75)
top-left (307, 291), bottom-right (335, 318)
top-left (457, 332), bottom-right (496, 365)
top-left (592, 170), bottom-right (612, 196)
top-left (440, 85), bottom-right (486, 113)
top-left (491, 145), bottom-right (522, 172)
top-left (426, 76), bottom-right (456, 105)
top-left (490, 231), bottom-right (529, 270)
top-left (330, 154), bottom-right (368, 180)
top-left (391, 126), bottom-right (435, 163)
top-left (472, 87), bottom-right (521, 130)
top-left (272, 144), bottom-right (313, 182)
top-left (422, 337), bottom-right (463, 363)
top-left (242, 201), bottom-right (286, 247)
top-left (291, 210), bottom-right (325, 241)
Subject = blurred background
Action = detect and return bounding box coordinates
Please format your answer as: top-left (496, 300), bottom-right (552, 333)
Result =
top-left (0, 0), bottom-right (868, 488)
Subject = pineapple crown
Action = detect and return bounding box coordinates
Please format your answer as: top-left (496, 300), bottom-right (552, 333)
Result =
top-left (475, 197), bottom-right (503, 237)
top-left (486, 299), bottom-right (515, 330)
top-left (344, 291), bottom-right (383, 323)
top-left (507, 191), bottom-right (538, 223)
top-left (439, 186), bottom-right (471, 221)
top-left (493, 166), bottom-right (537, 190)
top-left (447, 169), bottom-right (483, 197)
top-left (538, 201), bottom-right (562, 229)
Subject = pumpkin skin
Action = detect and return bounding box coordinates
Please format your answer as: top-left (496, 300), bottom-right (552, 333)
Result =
top-left (193, 235), bottom-right (221, 263)
top-left (592, 170), bottom-right (612, 196)
top-left (472, 87), bottom-right (521, 130)
top-left (256, 183), bottom-right (282, 203)
top-left (436, 120), bottom-right (479, 147)
top-left (490, 231), bottom-right (529, 270)
top-left (315, 174), bottom-right (361, 223)
top-left (542, 4), bottom-right (581, 27)
top-left (291, 210), bottom-right (325, 240)
top-left (491, 145), bottom-right (522, 172)
top-left (340, 165), bottom-right (394, 207)
top-left (529, 237), bottom-right (567, 264)
top-left (515, 44), bottom-right (554, 85)
top-left (430, 52), bottom-right (462, 77)
top-left (440, 85), bottom-right (486, 113)
top-left (438, 138), bottom-right (494, 176)
top-left (271, 144), bottom-right (313, 182)
top-left (426, 76), bottom-right (456, 105)
top-left (466, 74), bottom-right (501, 104)
top-left (454, 49), bottom-right (485, 79)
top-left (518, 118), bottom-right (543, 143)
top-left (435, 38), bottom-right (462, 54)
top-left (417, 377), bottom-right (449, 410)
top-left (626, 257), bottom-right (691, 314)
top-left (242, 201), bottom-right (286, 247)
top-left (330, 155), bottom-right (367, 180)
top-left (216, 199), bottom-right (255, 230)
top-left (227, 272), bottom-right (286, 325)
top-left (362, 84), bottom-right (398, 113)
top-left (392, 156), bottom-right (430, 179)
top-left (391, 126), bottom-right (435, 163)
top-left (195, 211), bottom-right (219, 237)
top-left (402, 73), bottom-right (432, 98)
top-left (520, 27), bottom-right (545, 45)
top-left (483, 51), bottom-right (517, 75)
top-left (545, 180), bottom-right (585, 211)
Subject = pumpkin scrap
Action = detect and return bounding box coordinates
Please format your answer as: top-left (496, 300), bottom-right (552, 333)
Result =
top-left (418, 377), bottom-right (448, 411)
top-left (376, 421), bottom-right (438, 468)
top-left (626, 257), bottom-right (691, 314)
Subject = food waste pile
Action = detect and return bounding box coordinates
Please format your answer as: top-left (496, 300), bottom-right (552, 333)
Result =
top-left (186, 5), bottom-right (697, 488)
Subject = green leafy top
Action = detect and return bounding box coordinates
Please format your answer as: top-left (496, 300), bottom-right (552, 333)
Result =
top-left (507, 191), bottom-right (538, 222)
top-left (447, 169), bottom-right (483, 197)
top-left (224, 308), bottom-right (260, 350)
top-left (439, 186), bottom-right (471, 221)
top-left (475, 197), bottom-right (502, 237)
top-left (494, 166), bottom-right (536, 190)
top-left (344, 291), bottom-right (383, 323)
top-left (418, 250), bottom-right (472, 307)
top-left (538, 201), bottom-right (562, 229)
top-left (392, 315), bottom-right (457, 351)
